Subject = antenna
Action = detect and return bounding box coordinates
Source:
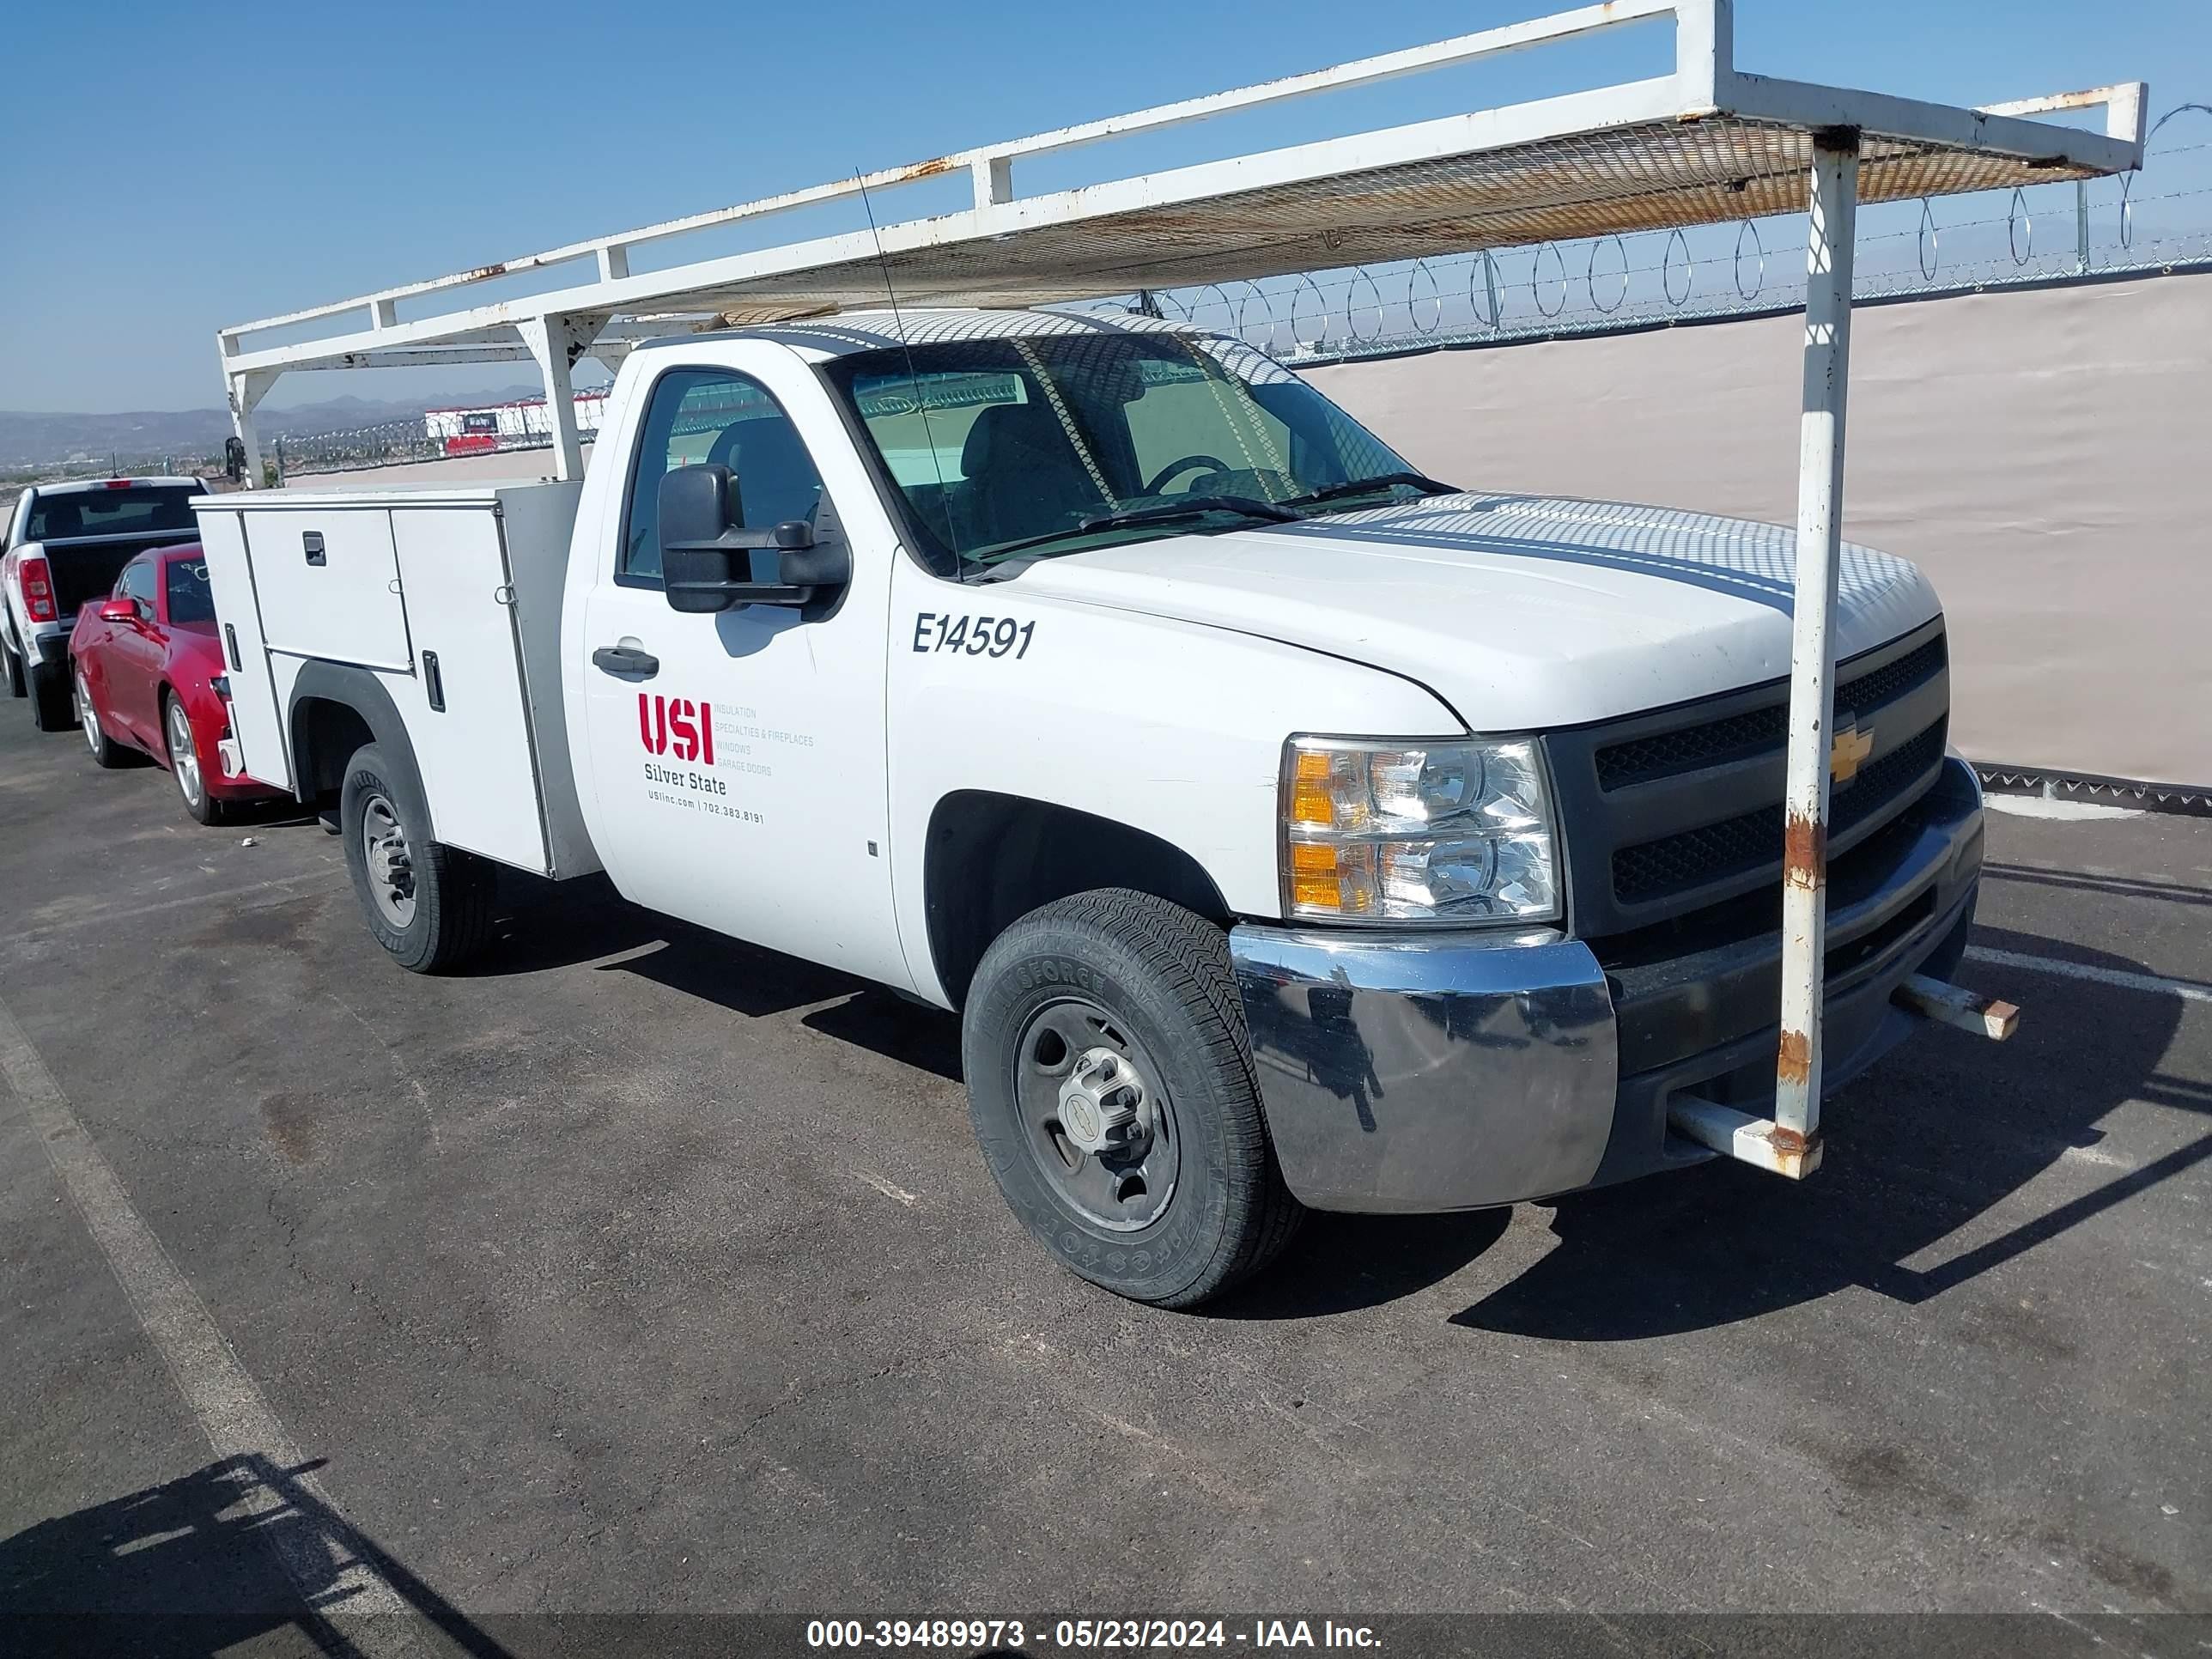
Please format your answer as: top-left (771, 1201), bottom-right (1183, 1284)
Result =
top-left (854, 171), bottom-right (961, 583)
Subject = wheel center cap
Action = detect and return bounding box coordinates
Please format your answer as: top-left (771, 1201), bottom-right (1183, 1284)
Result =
top-left (1057, 1047), bottom-right (1145, 1155)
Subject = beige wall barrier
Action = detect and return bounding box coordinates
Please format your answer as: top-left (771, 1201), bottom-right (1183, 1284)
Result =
top-left (1309, 270), bottom-right (2211, 789)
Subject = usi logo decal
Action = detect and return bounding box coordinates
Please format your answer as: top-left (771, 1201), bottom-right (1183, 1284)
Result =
top-left (638, 694), bottom-right (715, 764)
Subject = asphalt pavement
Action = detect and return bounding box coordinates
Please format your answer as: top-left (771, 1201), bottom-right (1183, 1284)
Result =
top-left (2, 706), bottom-right (2206, 1656)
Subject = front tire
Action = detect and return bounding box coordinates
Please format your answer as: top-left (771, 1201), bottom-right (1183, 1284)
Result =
top-left (961, 889), bottom-right (1303, 1309)
top-left (339, 744), bottom-right (494, 973)
top-left (77, 667), bottom-right (129, 769)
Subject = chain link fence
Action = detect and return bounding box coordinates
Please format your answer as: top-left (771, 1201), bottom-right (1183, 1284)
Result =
top-left (1067, 102), bottom-right (2212, 365)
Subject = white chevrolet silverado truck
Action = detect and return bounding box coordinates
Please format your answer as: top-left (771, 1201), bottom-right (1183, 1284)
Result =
top-left (195, 308), bottom-right (1981, 1306)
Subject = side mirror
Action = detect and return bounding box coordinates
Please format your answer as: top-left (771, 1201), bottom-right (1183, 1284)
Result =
top-left (658, 464), bottom-right (848, 615)
top-left (97, 599), bottom-right (137, 624)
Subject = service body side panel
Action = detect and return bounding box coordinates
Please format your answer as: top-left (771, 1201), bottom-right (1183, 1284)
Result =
top-left (248, 505), bottom-right (412, 672)
top-left (884, 559), bottom-right (1463, 1006)
top-left (492, 482), bottom-right (599, 876)
top-left (387, 505), bottom-right (553, 873)
top-left (192, 504), bottom-right (293, 791)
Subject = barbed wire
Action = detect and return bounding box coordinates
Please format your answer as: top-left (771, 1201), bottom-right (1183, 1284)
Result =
top-left (1078, 100), bottom-right (2212, 365)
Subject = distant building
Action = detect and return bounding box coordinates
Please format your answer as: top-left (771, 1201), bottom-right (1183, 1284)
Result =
top-left (424, 392), bottom-right (606, 457)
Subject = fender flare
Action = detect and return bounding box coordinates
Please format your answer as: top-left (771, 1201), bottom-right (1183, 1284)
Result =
top-left (285, 661), bottom-right (436, 843)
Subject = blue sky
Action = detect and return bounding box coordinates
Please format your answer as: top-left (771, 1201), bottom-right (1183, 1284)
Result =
top-left (3, 0), bottom-right (2206, 412)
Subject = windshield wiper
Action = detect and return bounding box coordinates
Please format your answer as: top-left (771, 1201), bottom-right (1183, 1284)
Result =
top-left (969, 495), bottom-right (1304, 571)
top-left (1077, 495), bottom-right (1302, 532)
top-left (1279, 471), bottom-right (1458, 509)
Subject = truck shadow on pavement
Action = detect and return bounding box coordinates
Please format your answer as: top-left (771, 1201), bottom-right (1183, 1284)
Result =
top-left (0, 1452), bottom-right (509, 1659)
top-left (441, 876), bottom-right (2204, 1331)
top-left (1455, 923), bottom-right (2206, 1340)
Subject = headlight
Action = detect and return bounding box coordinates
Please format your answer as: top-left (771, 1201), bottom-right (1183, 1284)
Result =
top-left (1279, 735), bottom-right (1560, 924)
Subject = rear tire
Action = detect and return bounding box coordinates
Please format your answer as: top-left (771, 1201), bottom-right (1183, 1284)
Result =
top-left (163, 692), bottom-right (223, 823)
top-left (2, 634), bottom-right (25, 699)
top-left (76, 666), bottom-right (129, 769)
top-left (961, 888), bottom-right (1303, 1309)
top-left (27, 659), bottom-right (74, 732)
top-left (340, 744), bottom-right (494, 973)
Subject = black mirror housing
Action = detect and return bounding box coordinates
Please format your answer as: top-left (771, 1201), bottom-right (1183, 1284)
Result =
top-left (658, 465), bottom-right (841, 614)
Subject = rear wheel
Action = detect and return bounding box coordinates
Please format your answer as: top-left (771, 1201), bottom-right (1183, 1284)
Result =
top-left (2, 633), bottom-right (25, 699)
top-left (164, 694), bottom-right (222, 823)
top-left (76, 667), bottom-right (129, 769)
top-left (27, 659), bottom-right (74, 732)
top-left (339, 744), bottom-right (494, 973)
top-left (961, 889), bottom-right (1303, 1308)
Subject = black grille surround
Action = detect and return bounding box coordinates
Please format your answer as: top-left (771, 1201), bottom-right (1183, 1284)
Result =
top-left (1594, 634), bottom-right (1946, 791)
top-left (1612, 720), bottom-right (1948, 905)
top-left (1542, 617), bottom-right (1953, 940)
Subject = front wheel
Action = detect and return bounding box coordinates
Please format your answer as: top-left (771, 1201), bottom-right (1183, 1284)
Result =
top-left (961, 889), bottom-right (1303, 1308)
top-left (339, 744), bottom-right (494, 973)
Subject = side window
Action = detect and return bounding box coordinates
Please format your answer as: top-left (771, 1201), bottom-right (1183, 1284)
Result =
top-left (118, 561), bottom-right (158, 618)
top-left (619, 368), bottom-right (825, 586)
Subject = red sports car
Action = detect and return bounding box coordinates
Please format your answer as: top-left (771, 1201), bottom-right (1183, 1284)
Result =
top-left (68, 543), bottom-right (283, 823)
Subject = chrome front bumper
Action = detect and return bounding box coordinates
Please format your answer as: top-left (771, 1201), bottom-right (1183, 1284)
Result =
top-left (1231, 757), bottom-right (1985, 1213)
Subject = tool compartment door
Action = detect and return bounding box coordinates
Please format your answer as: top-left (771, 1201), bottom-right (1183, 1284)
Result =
top-left (192, 506), bottom-right (293, 791)
top-left (252, 508), bottom-right (411, 672)
top-left (388, 506), bottom-right (551, 873)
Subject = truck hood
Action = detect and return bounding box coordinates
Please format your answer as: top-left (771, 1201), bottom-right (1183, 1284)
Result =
top-left (1011, 493), bottom-right (1942, 730)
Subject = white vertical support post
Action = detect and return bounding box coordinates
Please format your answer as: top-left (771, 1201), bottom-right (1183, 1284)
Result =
top-left (222, 360), bottom-right (278, 489)
top-left (1774, 128), bottom-right (1861, 1161)
top-left (972, 155), bottom-right (1013, 210)
top-left (518, 313), bottom-right (606, 483)
top-left (1674, 0), bottom-right (1735, 109)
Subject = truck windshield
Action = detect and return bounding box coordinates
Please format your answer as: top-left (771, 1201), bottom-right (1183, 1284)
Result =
top-left (822, 328), bottom-right (1430, 571)
top-left (27, 487), bottom-right (200, 543)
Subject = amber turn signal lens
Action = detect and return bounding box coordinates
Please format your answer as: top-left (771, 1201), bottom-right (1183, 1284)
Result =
top-left (1288, 841), bottom-right (1340, 910)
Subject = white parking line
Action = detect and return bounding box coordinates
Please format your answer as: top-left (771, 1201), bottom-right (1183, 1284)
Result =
top-left (1966, 945), bottom-right (2212, 1006)
top-left (0, 994), bottom-right (420, 1652)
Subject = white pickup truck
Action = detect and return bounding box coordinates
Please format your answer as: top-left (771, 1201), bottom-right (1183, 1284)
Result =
top-left (4, 477), bottom-right (210, 730)
top-left (195, 307), bottom-right (1981, 1306)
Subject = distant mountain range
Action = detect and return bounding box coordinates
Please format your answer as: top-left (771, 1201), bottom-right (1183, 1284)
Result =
top-left (0, 387), bottom-right (545, 469)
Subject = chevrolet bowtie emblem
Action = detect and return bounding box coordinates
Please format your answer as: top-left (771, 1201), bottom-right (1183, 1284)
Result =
top-left (1830, 722), bottom-right (1875, 785)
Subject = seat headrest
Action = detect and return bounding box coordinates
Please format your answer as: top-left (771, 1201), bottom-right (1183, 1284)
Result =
top-left (960, 401), bottom-right (1081, 479)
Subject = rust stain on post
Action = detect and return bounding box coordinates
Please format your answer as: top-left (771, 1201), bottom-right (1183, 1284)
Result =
top-left (1777, 1027), bottom-right (1814, 1088)
top-left (1764, 1122), bottom-right (1812, 1158)
top-left (1783, 809), bottom-right (1826, 891)
top-left (465, 262), bottom-right (512, 282)
top-left (894, 155), bottom-right (958, 182)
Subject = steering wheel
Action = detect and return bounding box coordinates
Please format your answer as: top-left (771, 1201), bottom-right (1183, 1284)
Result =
top-left (1141, 454), bottom-right (1232, 496)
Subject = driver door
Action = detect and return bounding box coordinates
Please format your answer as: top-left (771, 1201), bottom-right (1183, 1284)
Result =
top-left (577, 348), bottom-right (908, 990)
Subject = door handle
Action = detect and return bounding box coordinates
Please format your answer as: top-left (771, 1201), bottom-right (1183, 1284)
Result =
top-left (592, 645), bottom-right (659, 678)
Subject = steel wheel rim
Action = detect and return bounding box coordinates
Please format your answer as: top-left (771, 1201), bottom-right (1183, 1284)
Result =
top-left (361, 793), bottom-right (416, 927)
top-left (167, 702), bottom-right (201, 805)
top-left (76, 672), bottom-right (100, 756)
top-left (1012, 996), bottom-right (1178, 1233)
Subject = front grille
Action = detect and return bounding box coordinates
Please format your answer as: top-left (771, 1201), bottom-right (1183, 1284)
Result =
top-left (1595, 633), bottom-right (1947, 790)
top-left (1612, 720), bottom-right (1948, 905)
